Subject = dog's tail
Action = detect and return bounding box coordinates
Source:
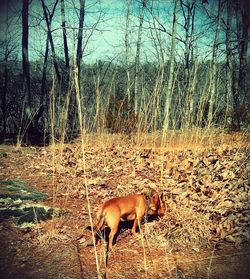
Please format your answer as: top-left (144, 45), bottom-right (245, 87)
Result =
top-left (93, 214), bottom-right (105, 232)
top-left (76, 213), bottom-right (105, 241)
top-left (84, 214), bottom-right (105, 232)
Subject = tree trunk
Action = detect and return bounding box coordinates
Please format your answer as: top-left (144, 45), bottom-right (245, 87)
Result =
top-left (93, 61), bottom-right (101, 131)
top-left (150, 12), bottom-right (165, 132)
top-left (2, 52), bottom-right (8, 138)
top-left (76, 0), bottom-right (86, 84)
top-left (225, 0), bottom-right (233, 125)
top-left (162, 0), bottom-right (178, 138)
top-left (180, 0), bottom-right (196, 129)
top-left (207, 0), bottom-right (222, 127)
top-left (22, 0), bottom-right (31, 110)
top-left (125, 0), bottom-right (131, 106)
top-left (37, 33), bottom-right (50, 129)
top-left (134, 0), bottom-right (146, 114)
top-left (41, 34), bottom-right (49, 108)
top-left (61, 0), bottom-right (69, 72)
top-left (2, 5), bottom-right (10, 139)
top-left (40, 0), bottom-right (61, 82)
top-left (238, 1), bottom-right (249, 105)
top-left (232, 0), bottom-right (249, 130)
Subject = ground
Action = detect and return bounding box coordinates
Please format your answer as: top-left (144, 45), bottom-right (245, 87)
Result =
top-left (0, 132), bottom-right (249, 278)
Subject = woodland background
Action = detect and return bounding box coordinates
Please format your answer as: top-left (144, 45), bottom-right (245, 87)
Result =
top-left (0, 0), bottom-right (249, 144)
top-left (0, 1), bottom-right (250, 278)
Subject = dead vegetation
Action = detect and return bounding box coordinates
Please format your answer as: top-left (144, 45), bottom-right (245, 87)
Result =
top-left (0, 131), bottom-right (249, 278)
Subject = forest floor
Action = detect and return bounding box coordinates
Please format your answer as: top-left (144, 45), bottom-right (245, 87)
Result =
top-left (0, 131), bottom-right (250, 279)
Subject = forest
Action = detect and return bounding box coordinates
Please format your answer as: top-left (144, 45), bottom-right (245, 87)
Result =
top-left (0, 0), bottom-right (249, 144)
top-left (0, 1), bottom-right (250, 279)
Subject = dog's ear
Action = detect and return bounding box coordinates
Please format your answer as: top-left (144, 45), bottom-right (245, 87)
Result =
top-left (160, 192), bottom-right (164, 201)
top-left (150, 189), bottom-right (158, 197)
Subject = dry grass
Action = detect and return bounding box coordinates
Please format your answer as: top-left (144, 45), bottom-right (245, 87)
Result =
top-left (31, 220), bottom-right (70, 247)
top-left (134, 129), bottom-right (249, 151)
top-left (1, 128), bottom-right (249, 278)
top-left (70, 129), bottom-right (249, 252)
top-left (145, 205), bottom-right (212, 250)
top-left (68, 129), bottom-right (249, 154)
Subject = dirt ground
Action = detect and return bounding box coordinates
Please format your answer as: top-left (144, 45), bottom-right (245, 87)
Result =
top-left (0, 136), bottom-right (249, 279)
top-left (0, 217), bottom-right (250, 279)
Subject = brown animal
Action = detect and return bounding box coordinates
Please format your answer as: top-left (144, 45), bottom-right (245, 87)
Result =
top-left (93, 189), bottom-right (165, 249)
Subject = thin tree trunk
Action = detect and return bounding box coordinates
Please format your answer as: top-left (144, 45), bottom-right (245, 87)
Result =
top-left (37, 33), bottom-right (50, 129)
top-left (22, 0), bottom-right (31, 110)
top-left (207, 0), bottom-right (222, 127)
top-left (125, 0), bottom-right (131, 106)
top-left (76, 0), bottom-right (86, 84)
top-left (180, 0), bottom-right (196, 129)
top-left (232, 2), bottom-right (241, 111)
top-left (162, 0), bottom-right (178, 138)
top-left (40, 0), bottom-right (61, 82)
top-left (150, 14), bottom-right (165, 132)
top-left (134, 0), bottom-right (146, 114)
top-left (41, 34), bottom-right (49, 108)
top-left (61, 0), bottom-right (69, 72)
top-left (3, 51), bottom-right (8, 138)
top-left (93, 61), bottom-right (101, 131)
top-left (186, 61), bottom-right (198, 128)
top-left (238, 2), bottom-right (249, 105)
top-left (2, 6), bottom-right (10, 138)
top-left (225, 0), bottom-right (233, 125)
top-left (231, 0), bottom-right (249, 130)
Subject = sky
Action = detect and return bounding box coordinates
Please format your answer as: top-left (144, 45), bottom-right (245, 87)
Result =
top-left (0, 0), bottom-right (227, 64)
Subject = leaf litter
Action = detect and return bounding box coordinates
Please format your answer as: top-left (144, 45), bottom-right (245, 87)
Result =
top-left (26, 136), bottom-right (249, 249)
top-left (0, 133), bottom-right (249, 278)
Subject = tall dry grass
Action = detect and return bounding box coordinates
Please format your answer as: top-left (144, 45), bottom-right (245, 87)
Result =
top-left (38, 46), bottom-right (249, 278)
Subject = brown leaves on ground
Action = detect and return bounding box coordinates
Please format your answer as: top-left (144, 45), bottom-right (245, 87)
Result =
top-left (0, 133), bottom-right (249, 250)
top-left (153, 147), bottom-right (249, 247)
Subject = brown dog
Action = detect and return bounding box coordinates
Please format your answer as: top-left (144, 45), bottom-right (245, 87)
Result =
top-left (93, 189), bottom-right (165, 249)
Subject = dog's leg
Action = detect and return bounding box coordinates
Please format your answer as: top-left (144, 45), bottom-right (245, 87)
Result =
top-left (108, 223), bottom-right (119, 249)
top-left (131, 218), bottom-right (139, 236)
top-left (106, 214), bottom-right (120, 249)
top-left (95, 230), bottom-right (102, 246)
top-left (94, 214), bottom-right (105, 246)
top-left (132, 205), bottom-right (145, 236)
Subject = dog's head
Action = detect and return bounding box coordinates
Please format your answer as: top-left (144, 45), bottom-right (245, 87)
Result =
top-left (147, 190), bottom-right (166, 216)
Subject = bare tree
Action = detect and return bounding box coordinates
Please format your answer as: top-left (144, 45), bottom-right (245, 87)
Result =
top-left (180, 0), bottom-right (195, 76)
top-left (207, 0), bottom-right (222, 126)
top-left (76, 0), bottom-right (86, 84)
top-left (162, 0), bottom-right (178, 138)
top-left (225, 0), bottom-right (233, 124)
top-left (40, 0), bottom-right (61, 82)
top-left (180, 0), bottom-right (196, 129)
top-left (134, 0), bottom-right (146, 114)
top-left (37, 0), bottom-right (60, 130)
top-left (39, 33), bottom-right (49, 126)
top-left (1, 4), bottom-right (12, 138)
top-left (148, 3), bottom-right (166, 132)
top-left (93, 61), bottom-right (101, 131)
top-left (125, 0), bottom-right (131, 105)
top-left (238, 0), bottom-right (249, 105)
top-left (61, 0), bottom-right (70, 74)
top-left (22, 0), bottom-right (32, 111)
top-left (230, 0), bottom-right (249, 130)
